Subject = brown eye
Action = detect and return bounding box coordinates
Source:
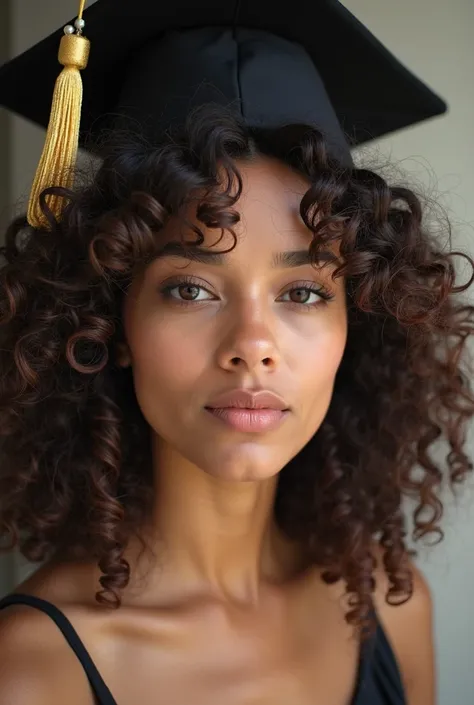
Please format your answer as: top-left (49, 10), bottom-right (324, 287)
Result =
top-left (178, 284), bottom-right (201, 301)
top-left (288, 288), bottom-right (312, 304)
top-left (278, 284), bottom-right (334, 307)
top-left (160, 279), bottom-right (215, 303)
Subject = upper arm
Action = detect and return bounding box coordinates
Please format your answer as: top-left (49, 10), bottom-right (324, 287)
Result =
top-left (373, 556), bottom-right (436, 705)
top-left (0, 605), bottom-right (93, 704)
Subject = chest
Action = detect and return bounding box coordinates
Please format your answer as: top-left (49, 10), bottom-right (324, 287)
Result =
top-left (105, 659), bottom-right (360, 705)
top-left (89, 600), bottom-right (362, 705)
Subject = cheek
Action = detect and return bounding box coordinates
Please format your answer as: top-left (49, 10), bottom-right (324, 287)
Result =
top-left (125, 312), bottom-right (212, 436)
top-left (315, 322), bottom-right (347, 374)
top-left (293, 314), bottom-right (347, 416)
top-left (130, 322), bottom-right (204, 391)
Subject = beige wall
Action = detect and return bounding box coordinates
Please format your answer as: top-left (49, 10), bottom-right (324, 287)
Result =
top-left (3, 1), bottom-right (474, 702)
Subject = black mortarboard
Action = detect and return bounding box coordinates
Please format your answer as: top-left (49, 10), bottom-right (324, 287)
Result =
top-left (0, 0), bottom-right (447, 229)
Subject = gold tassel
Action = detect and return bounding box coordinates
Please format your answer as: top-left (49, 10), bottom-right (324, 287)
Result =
top-left (27, 1), bottom-right (90, 230)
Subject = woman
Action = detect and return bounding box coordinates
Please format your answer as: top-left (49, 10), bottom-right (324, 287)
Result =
top-left (0, 2), bottom-right (472, 704)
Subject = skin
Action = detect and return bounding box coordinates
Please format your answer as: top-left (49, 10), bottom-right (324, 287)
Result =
top-left (0, 157), bottom-right (435, 704)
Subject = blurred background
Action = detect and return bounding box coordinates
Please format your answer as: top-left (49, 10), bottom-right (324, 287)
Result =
top-left (0, 1), bottom-right (473, 703)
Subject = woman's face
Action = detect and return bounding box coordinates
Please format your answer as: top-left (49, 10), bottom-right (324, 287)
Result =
top-left (120, 156), bottom-right (347, 481)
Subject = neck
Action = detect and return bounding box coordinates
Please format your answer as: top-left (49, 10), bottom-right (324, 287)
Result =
top-left (127, 438), bottom-right (305, 605)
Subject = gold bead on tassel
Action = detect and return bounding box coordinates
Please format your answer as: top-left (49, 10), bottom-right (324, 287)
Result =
top-left (27, 0), bottom-right (90, 230)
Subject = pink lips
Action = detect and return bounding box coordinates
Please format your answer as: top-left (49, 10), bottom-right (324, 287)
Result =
top-left (205, 389), bottom-right (290, 433)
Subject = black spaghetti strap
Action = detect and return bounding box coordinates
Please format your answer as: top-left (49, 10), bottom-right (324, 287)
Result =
top-left (0, 593), bottom-right (118, 705)
top-left (351, 606), bottom-right (406, 705)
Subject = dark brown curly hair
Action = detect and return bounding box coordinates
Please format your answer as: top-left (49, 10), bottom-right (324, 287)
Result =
top-left (1, 105), bottom-right (473, 635)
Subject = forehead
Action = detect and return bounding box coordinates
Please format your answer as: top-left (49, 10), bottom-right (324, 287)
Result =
top-left (237, 156), bottom-right (310, 210)
top-left (162, 156), bottom-right (315, 254)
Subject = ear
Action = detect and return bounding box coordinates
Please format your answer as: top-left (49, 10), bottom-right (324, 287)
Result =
top-left (115, 341), bottom-right (132, 368)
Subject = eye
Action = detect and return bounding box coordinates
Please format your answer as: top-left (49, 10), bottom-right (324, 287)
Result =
top-left (278, 283), bottom-right (334, 307)
top-left (159, 276), bottom-right (216, 304)
top-left (168, 283), bottom-right (213, 301)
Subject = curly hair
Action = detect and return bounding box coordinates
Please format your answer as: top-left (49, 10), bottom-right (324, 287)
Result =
top-left (1, 105), bottom-right (473, 636)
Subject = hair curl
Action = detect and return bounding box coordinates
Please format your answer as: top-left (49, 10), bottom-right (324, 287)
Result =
top-left (1, 105), bottom-right (473, 636)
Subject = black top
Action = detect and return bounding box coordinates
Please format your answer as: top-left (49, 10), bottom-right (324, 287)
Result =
top-left (0, 592), bottom-right (406, 704)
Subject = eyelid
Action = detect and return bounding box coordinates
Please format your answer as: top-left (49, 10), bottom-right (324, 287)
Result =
top-left (161, 274), bottom-right (216, 294)
top-left (279, 279), bottom-right (335, 298)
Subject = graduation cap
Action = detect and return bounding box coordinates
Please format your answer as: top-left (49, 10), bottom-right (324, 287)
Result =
top-left (0, 0), bottom-right (447, 230)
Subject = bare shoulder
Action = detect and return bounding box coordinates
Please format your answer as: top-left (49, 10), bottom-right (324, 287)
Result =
top-left (371, 546), bottom-right (436, 705)
top-left (0, 600), bottom-right (95, 704)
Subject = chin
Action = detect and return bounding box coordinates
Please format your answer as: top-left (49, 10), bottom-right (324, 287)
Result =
top-left (203, 464), bottom-right (281, 483)
top-left (190, 442), bottom-right (294, 482)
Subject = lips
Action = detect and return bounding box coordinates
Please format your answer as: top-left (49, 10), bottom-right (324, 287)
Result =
top-left (206, 389), bottom-right (289, 411)
top-left (205, 389), bottom-right (290, 433)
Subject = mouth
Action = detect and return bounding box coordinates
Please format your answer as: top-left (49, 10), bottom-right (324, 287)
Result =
top-left (204, 406), bottom-right (290, 433)
top-left (204, 388), bottom-right (290, 433)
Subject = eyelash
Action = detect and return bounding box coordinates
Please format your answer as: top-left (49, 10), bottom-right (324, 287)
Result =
top-left (159, 275), bottom-right (335, 310)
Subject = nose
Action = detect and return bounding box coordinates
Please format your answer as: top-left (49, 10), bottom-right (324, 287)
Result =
top-left (216, 307), bottom-right (281, 374)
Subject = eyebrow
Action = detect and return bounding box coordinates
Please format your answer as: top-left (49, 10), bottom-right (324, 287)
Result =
top-left (155, 241), bottom-right (338, 267)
